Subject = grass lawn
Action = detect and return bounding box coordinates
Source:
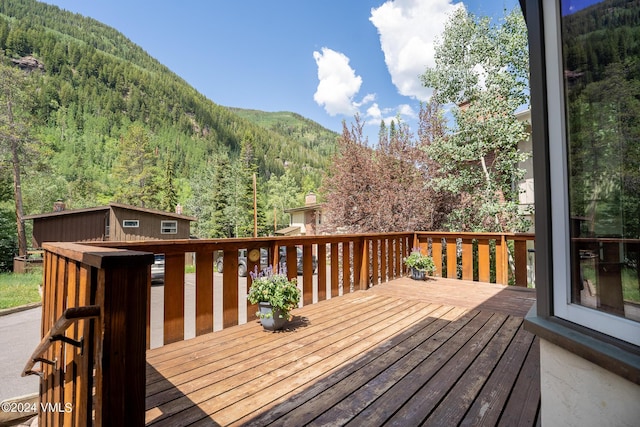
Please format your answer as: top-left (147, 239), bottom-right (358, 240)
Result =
top-left (0, 269), bottom-right (43, 309)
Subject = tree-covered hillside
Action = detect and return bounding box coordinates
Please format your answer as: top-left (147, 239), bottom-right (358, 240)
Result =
top-left (0, 0), bottom-right (337, 242)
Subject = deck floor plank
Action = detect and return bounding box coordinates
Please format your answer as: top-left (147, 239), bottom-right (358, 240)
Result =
top-left (460, 325), bottom-right (536, 427)
top-left (422, 315), bottom-right (524, 426)
top-left (498, 336), bottom-right (541, 427)
top-left (235, 305), bottom-right (470, 427)
top-left (145, 278), bottom-right (539, 427)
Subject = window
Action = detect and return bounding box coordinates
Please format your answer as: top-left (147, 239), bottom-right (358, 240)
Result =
top-left (123, 220), bottom-right (139, 228)
top-left (545, 0), bottom-right (640, 345)
top-left (161, 220), bottom-right (177, 234)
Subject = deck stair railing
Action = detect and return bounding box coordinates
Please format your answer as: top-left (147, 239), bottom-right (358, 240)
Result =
top-left (26, 231), bottom-right (534, 425)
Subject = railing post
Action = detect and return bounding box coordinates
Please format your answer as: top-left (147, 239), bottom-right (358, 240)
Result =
top-left (94, 251), bottom-right (151, 426)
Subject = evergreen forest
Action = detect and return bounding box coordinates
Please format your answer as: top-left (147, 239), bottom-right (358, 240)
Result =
top-left (0, 0), bottom-right (337, 260)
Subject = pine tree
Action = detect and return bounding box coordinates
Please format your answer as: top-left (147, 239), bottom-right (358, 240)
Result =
top-left (112, 123), bottom-right (160, 208)
top-left (160, 152), bottom-right (178, 212)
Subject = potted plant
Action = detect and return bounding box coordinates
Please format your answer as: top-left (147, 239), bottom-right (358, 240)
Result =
top-left (404, 249), bottom-right (435, 280)
top-left (247, 265), bottom-right (301, 331)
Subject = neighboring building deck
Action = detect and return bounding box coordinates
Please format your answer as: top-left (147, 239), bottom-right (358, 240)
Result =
top-left (145, 278), bottom-right (539, 426)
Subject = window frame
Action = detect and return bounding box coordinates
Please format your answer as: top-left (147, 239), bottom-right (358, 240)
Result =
top-left (542, 0), bottom-right (640, 346)
top-left (160, 220), bottom-right (178, 234)
top-left (122, 219), bottom-right (139, 228)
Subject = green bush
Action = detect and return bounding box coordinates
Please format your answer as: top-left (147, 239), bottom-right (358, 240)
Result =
top-left (0, 204), bottom-right (17, 272)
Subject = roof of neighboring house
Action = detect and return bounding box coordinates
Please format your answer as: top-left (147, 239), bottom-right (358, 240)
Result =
top-left (23, 202), bottom-right (197, 221)
top-left (275, 225), bottom-right (301, 236)
top-left (284, 203), bottom-right (324, 214)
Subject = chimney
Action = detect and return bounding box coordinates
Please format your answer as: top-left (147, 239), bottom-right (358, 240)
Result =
top-left (305, 192), bottom-right (317, 206)
top-left (53, 199), bottom-right (65, 212)
top-left (175, 203), bottom-right (182, 215)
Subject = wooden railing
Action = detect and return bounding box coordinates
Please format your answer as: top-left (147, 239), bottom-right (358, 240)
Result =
top-left (29, 231), bottom-right (534, 424)
top-left (89, 232), bottom-right (415, 346)
top-left (414, 232), bottom-right (535, 286)
top-left (29, 242), bottom-right (153, 426)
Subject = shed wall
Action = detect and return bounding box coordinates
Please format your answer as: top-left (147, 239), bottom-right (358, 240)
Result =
top-left (31, 210), bottom-right (107, 247)
top-left (109, 207), bottom-right (190, 240)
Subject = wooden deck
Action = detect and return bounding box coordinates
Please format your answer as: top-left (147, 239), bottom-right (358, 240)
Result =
top-left (145, 278), bottom-right (539, 426)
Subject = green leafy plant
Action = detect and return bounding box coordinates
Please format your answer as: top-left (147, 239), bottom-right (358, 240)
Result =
top-left (404, 249), bottom-right (435, 274)
top-left (247, 265), bottom-right (301, 320)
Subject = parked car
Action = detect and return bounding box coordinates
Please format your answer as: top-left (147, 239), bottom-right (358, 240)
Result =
top-left (151, 254), bottom-right (165, 284)
top-left (216, 247), bottom-right (317, 277)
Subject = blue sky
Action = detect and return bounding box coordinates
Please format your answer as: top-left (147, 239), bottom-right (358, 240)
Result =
top-left (42, 0), bottom-right (522, 142)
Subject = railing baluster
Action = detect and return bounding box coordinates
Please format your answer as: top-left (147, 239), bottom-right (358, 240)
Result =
top-left (302, 244), bottom-right (313, 305)
top-left (164, 252), bottom-right (185, 344)
top-left (372, 239), bottom-right (380, 286)
top-left (478, 239), bottom-right (491, 283)
top-left (63, 261), bottom-right (78, 426)
top-left (195, 250), bottom-right (214, 335)
top-left (513, 239), bottom-right (528, 287)
top-left (380, 238), bottom-right (388, 283)
top-left (462, 238), bottom-right (474, 281)
top-left (393, 237), bottom-right (403, 279)
top-left (222, 249), bottom-right (239, 328)
top-left (76, 265), bottom-right (92, 426)
top-left (431, 238), bottom-right (443, 278)
top-left (317, 244), bottom-right (327, 301)
top-left (446, 238), bottom-right (457, 279)
top-left (330, 243), bottom-right (339, 297)
top-left (342, 242), bottom-right (351, 293)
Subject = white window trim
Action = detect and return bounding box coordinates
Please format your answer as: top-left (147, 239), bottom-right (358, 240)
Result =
top-left (161, 220), bottom-right (178, 234)
top-left (122, 219), bottom-right (139, 228)
top-left (544, 0), bottom-right (640, 346)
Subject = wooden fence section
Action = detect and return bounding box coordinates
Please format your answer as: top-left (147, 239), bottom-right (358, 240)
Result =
top-left (89, 232), bottom-right (414, 346)
top-left (413, 232), bottom-right (535, 286)
top-left (31, 242), bottom-right (153, 426)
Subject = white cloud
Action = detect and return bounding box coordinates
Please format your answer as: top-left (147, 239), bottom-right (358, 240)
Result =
top-left (365, 102), bottom-right (416, 127)
top-left (313, 47), bottom-right (365, 116)
top-left (370, 0), bottom-right (463, 101)
top-left (366, 103), bottom-right (383, 121)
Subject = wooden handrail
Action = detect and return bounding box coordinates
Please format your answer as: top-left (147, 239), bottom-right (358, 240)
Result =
top-left (22, 305), bottom-right (100, 377)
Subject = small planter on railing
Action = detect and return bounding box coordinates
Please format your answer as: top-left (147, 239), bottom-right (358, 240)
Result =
top-left (404, 249), bottom-right (435, 281)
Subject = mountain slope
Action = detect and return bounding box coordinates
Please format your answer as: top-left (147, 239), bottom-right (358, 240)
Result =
top-left (0, 0), bottom-right (336, 215)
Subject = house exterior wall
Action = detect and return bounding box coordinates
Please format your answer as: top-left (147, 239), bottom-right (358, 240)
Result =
top-left (109, 206), bottom-right (190, 240)
top-left (290, 211), bottom-right (307, 235)
top-left (288, 210), bottom-right (321, 236)
top-left (31, 210), bottom-right (108, 248)
top-left (540, 340), bottom-right (640, 427)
